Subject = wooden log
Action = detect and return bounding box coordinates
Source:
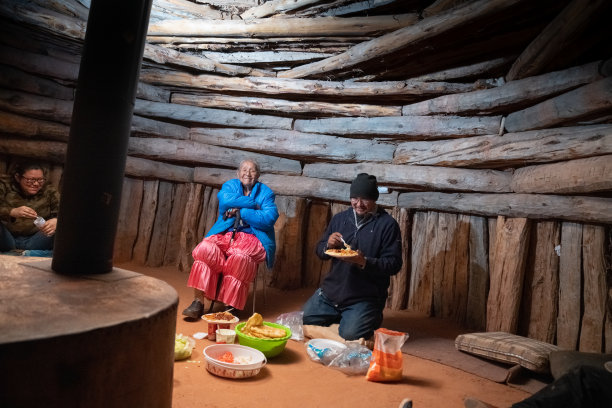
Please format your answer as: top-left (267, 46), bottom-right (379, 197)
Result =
top-left (422, 0), bottom-right (461, 17)
top-left (579, 224), bottom-right (607, 352)
top-left (294, 115), bottom-right (502, 138)
top-left (200, 50), bottom-right (332, 65)
top-left (506, 0), bottom-right (610, 81)
top-left (607, 289), bottom-right (612, 353)
top-left (202, 187), bottom-right (219, 239)
top-left (302, 200), bottom-right (331, 288)
top-left (131, 115), bottom-right (189, 140)
top-left (486, 217), bottom-right (530, 333)
top-left (135, 82), bottom-right (171, 103)
top-left (0, 43), bottom-right (79, 82)
top-left (403, 61), bottom-right (603, 115)
top-left (133, 99), bottom-right (293, 130)
top-left (193, 168), bottom-right (399, 207)
top-left (147, 14), bottom-right (418, 37)
top-left (488, 217), bottom-right (497, 278)
top-left (0, 138), bottom-right (66, 163)
top-left (522, 221), bottom-right (560, 344)
top-left (146, 181), bottom-right (173, 267)
top-left (556, 221), bottom-right (583, 350)
top-left (127, 137), bottom-right (302, 175)
top-left (303, 162), bottom-right (512, 193)
top-left (124, 156), bottom-right (193, 183)
top-left (0, 111), bottom-right (69, 142)
top-left (47, 163), bottom-right (63, 191)
top-left (278, 0), bottom-right (522, 78)
top-left (172, 93), bottom-right (402, 117)
top-left (150, 0), bottom-right (223, 22)
top-left (140, 68), bottom-right (474, 100)
top-left (0, 89), bottom-right (73, 124)
top-left (269, 196), bottom-right (307, 290)
top-left (163, 183), bottom-right (189, 267)
top-left (132, 180), bottom-right (159, 264)
top-left (113, 177), bottom-right (143, 263)
top-left (451, 214), bottom-right (470, 325)
top-left (144, 43), bottom-right (271, 78)
top-left (241, 0), bottom-right (323, 19)
top-left (465, 215), bottom-right (489, 331)
top-left (387, 206), bottom-right (411, 311)
top-left (191, 128), bottom-right (396, 163)
top-left (0, 64), bottom-right (74, 100)
top-left (178, 183), bottom-right (205, 273)
top-left (408, 211), bottom-right (437, 315)
top-left (511, 155), bottom-right (612, 194)
top-left (317, 0), bottom-right (397, 17)
top-left (399, 192), bottom-right (612, 224)
top-left (196, 186), bottom-right (215, 241)
top-left (504, 77), bottom-right (612, 133)
top-left (409, 57), bottom-right (513, 82)
top-left (393, 124), bottom-right (612, 167)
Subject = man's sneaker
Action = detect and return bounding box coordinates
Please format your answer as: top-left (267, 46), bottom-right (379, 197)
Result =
top-left (182, 300), bottom-right (204, 319)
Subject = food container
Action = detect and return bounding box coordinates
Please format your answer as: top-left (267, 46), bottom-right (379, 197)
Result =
top-left (235, 322), bottom-right (292, 358)
top-left (216, 328), bottom-right (236, 344)
top-left (202, 313), bottom-right (239, 341)
top-left (33, 216), bottom-right (46, 228)
top-left (203, 344), bottom-right (266, 379)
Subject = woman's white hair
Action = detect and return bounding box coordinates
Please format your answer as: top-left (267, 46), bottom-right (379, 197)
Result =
top-left (238, 159), bottom-right (260, 174)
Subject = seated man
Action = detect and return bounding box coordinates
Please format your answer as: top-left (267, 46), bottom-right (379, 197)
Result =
top-left (302, 173), bottom-right (403, 341)
top-left (0, 161), bottom-right (59, 254)
top-left (182, 159), bottom-right (279, 319)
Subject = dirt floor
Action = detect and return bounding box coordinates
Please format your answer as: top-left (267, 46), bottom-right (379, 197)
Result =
top-left (117, 262), bottom-right (531, 408)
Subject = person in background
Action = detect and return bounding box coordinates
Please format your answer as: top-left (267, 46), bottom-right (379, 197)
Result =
top-left (182, 159), bottom-right (279, 319)
top-left (0, 161), bottom-right (59, 255)
top-left (302, 173), bottom-right (403, 341)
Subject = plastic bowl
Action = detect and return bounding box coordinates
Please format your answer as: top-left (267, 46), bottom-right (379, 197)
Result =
top-left (203, 344), bottom-right (266, 379)
top-left (235, 322), bottom-right (292, 358)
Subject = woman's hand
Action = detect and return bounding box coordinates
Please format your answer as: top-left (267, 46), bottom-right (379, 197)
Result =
top-left (39, 218), bottom-right (57, 236)
top-left (9, 206), bottom-right (37, 219)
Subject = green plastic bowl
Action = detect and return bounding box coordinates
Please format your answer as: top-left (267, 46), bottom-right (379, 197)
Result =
top-left (235, 322), bottom-right (292, 358)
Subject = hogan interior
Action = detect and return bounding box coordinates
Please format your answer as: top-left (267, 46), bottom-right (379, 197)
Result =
top-left (0, 0), bottom-right (611, 406)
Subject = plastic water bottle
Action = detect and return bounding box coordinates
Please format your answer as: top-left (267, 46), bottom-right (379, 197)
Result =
top-left (33, 216), bottom-right (46, 227)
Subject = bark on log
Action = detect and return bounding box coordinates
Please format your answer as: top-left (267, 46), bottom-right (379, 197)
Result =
top-left (465, 215), bottom-right (489, 331)
top-left (302, 200), bottom-right (331, 287)
top-left (134, 99), bottom-right (293, 130)
top-left (136, 82), bottom-right (171, 103)
top-left (113, 177), bottom-right (143, 263)
top-left (398, 192), bottom-right (612, 224)
top-left (131, 115), bottom-right (189, 140)
top-left (132, 180), bottom-right (159, 264)
top-left (486, 216), bottom-right (530, 333)
top-left (270, 196), bottom-right (307, 290)
top-left (394, 124), bottom-right (612, 167)
top-left (278, 0), bottom-right (522, 78)
top-left (303, 162), bottom-right (512, 193)
top-left (409, 57), bottom-right (513, 82)
top-left (0, 111), bottom-right (69, 142)
top-left (403, 61), bottom-right (603, 116)
top-left (191, 128), bottom-right (396, 163)
top-left (146, 181), bottom-right (174, 267)
top-left (556, 221), bottom-right (582, 350)
top-left (511, 155), bottom-right (612, 194)
top-left (579, 224), bottom-right (607, 352)
top-left (294, 115), bottom-right (502, 138)
top-left (140, 68), bottom-right (474, 100)
top-left (0, 43), bottom-right (79, 82)
top-left (124, 156), bottom-right (193, 183)
top-left (147, 14), bottom-right (418, 37)
top-left (408, 211), bottom-right (437, 315)
top-left (0, 0), bottom-right (86, 40)
top-left (506, 0), bottom-right (610, 81)
top-left (172, 93), bottom-right (402, 117)
top-left (0, 138), bottom-right (66, 163)
top-left (387, 206), bottom-right (411, 311)
top-left (193, 168), bottom-right (399, 206)
top-left (521, 221), bottom-right (560, 344)
top-left (128, 137), bottom-right (302, 175)
top-left (504, 77), bottom-right (612, 133)
top-left (0, 89), bottom-right (73, 124)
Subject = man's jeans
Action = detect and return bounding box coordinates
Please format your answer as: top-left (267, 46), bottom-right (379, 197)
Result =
top-left (0, 224), bottom-right (54, 251)
top-left (302, 288), bottom-right (384, 340)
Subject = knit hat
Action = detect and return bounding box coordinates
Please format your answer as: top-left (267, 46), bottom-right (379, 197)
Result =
top-left (350, 173), bottom-right (379, 200)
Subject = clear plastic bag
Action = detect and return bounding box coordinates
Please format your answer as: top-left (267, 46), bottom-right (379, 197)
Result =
top-left (276, 311), bottom-right (304, 341)
top-left (328, 343), bottom-right (372, 376)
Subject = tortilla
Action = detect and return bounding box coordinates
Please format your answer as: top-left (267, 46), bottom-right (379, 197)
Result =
top-left (324, 248), bottom-right (359, 258)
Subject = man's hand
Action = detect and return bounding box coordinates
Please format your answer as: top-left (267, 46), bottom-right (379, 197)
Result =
top-left (327, 232), bottom-right (344, 249)
top-left (343, 250), bottom-right (366, 269)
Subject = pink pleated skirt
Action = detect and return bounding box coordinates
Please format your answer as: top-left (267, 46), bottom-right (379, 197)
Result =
top-left (187, 231), bottom-right (266, 310)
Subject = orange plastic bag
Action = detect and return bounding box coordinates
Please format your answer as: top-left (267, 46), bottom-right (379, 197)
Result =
top-left (366, 328), bottom-right (409, 382)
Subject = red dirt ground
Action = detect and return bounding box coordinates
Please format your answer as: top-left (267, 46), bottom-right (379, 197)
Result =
top-left (119, 262), bottom-right (530, 408)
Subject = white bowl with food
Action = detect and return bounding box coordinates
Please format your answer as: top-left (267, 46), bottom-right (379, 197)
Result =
top-left (203, 344), bottom-right (266, 379)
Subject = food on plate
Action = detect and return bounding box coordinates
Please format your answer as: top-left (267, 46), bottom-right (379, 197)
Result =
top-left (240, 313), bottom-right (288, 339)
top-left (218, 351), bottom-right (234, 363)
top-left (174, 334), bottom-right (195, 360)
top-left (215, 350), bottom-right (253, 365)
top-left (324, 247), bottom-right (359, 257)
top-left (203, 311), bottom-right (236, 321)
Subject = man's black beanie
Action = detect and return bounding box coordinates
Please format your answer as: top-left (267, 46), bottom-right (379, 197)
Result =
top-left (350, 173), bottom-right (379, 200)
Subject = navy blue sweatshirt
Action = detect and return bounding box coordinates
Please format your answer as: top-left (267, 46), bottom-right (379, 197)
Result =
top-left (315, 207), bottom-right (403, 307)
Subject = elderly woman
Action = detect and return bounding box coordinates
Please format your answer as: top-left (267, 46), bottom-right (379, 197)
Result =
top-left (183, 159), bottom-right (279, 318)
top-left (0, 161), bottom-right (59, 253)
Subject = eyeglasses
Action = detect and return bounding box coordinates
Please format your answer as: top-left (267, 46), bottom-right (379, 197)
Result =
top-left (21, 177), bottom-right (46, 185)
top-left (350, 197), bottom-right (375, 205)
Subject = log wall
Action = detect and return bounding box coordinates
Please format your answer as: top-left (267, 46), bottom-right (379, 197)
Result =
top-left (0, 0), bottom-right (611, 352)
